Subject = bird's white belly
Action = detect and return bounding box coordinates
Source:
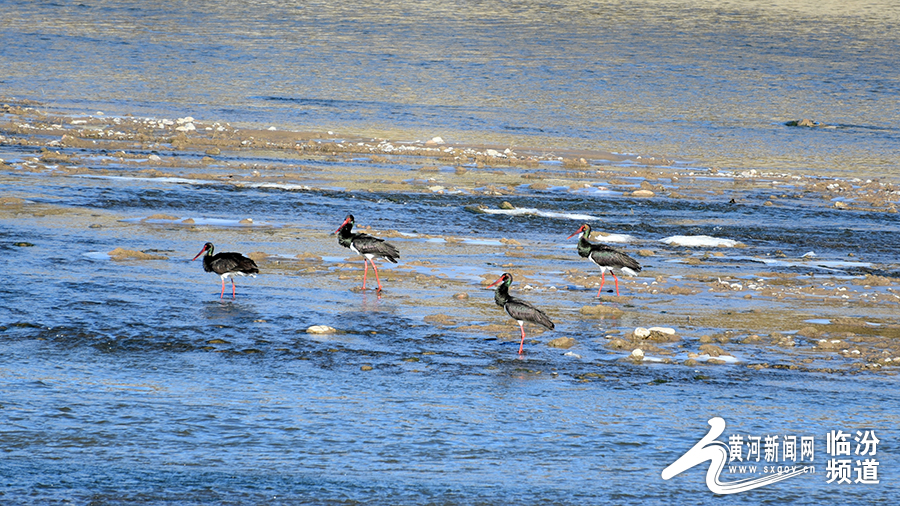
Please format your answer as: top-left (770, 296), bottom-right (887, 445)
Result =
top-left (589, 258), bottom-right (610, 273)
top-left (590, 258), bottom-right (637, 276)
top-left (220, 272), bottom-right (256, 280)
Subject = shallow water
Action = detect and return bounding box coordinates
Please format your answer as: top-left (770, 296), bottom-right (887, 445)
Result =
top-left (2, 0), bottom-right (900, 504)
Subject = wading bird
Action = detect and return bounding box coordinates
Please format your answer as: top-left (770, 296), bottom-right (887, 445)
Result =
top-left (488, 272), bottom-right (555, 354)
top-left (192, 242), bottom-right (259, 299)
top-left (335, 214), bottom-right (400, 292)
top-left (567, 223), bottom-right (641, 297)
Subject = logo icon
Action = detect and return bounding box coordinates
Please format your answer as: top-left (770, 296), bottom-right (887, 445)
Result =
top-left (662, 417), bottom-right (808, 494)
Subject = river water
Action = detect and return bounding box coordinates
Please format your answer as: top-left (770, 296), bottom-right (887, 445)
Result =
top-left (1, 1), bottom-right (899, 504)
top-left (3, 0), bottom-right (900, 176)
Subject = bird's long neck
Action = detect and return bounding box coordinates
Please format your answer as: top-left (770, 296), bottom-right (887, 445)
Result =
top-left (337, 224), bottom-right (354, 248)
top-left (202, 252), bottom-right (215, 272)
top-left (576, 234), bottom-right (593, 258)
top-left (493, 282), bottom-right (511, 307)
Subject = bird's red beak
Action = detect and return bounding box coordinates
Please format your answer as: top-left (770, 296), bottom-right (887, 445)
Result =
top-left (192, 245), bottom-right (207, 260)
top-left (566, 225), bottom-right (585, 239)
top-left (334, 216), bottom-right (351, 234)
top-left (487, 275), bottom-right (505, 288)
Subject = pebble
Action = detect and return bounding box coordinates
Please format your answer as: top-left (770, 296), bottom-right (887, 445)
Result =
top-left (633, 327), bottom-right (651, 338)
top-left (631, 349), bottom-right (645, 360)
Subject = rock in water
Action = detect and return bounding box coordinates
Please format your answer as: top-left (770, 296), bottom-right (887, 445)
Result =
top-left (548, 337), bottom-right (577, 349)
top-left (633, 327), bottom-right (651, 338)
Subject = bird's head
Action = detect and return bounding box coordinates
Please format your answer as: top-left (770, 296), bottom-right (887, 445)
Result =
top-left (567, 223), bottom-right (592, 240)
top-left (192, 242), bottom-right (214, 260)
top-left (335, 214), bottom-right (355, 234)
top-left (487, 272), bottom-right (513, 289)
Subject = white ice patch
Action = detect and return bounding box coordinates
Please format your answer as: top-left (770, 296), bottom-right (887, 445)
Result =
top-left (71, 174), bottom-right (312, 191)
top-left (243, 182), bottom-right (312, 191)
top-left (814, 260), bottom-right (873, 270)
top-left (481, 207), bottom-right (599, 221)
top-left (589, 233), bottom-right (635, 244)
top-left (569, 186), bottom-right (623, 197)
top-left (73, 174), bottom-right (204, 185)
top-left (120, 217), bottom-right (273, 227)
top-left (727, 256), bottom-right (789, 266)
top-left (462, 239), bottom-right (505, 246)
top-left (660, 235), bottom-right (741, 247)
top-left (695, 354), bottom-right (740, 363)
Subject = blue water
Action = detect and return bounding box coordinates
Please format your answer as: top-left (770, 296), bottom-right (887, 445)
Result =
top-left (2, 0), bottom-right (900, 504)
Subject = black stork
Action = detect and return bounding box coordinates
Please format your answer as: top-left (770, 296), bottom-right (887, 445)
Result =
top-left (335, 214), bottom-right (400, 292)
top-left (567, 223), bottom-right (641, 297)
top-left (192, 242), bottom-right (259, 299)
top-left (487, 272), bottom-right (555, 354)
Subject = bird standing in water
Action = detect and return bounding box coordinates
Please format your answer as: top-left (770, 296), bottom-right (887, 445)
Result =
top-left (192, 242), bottom-right (259, 299)
top-left (335, 214), bottom-right (400, 292)
top-left (567, 223), bottom-right (641, 297)
top-left (488, 272), bottom-right (555, 354)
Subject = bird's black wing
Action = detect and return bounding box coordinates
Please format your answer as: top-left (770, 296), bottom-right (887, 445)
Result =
top-left (210, 252), bottom-right (259, 275)
top-left (505, 296), bottom-right (554, 330)
top-left (353, 233), bottom-right (400, 263)
top-left (589, 245), bottom-right (641, 272)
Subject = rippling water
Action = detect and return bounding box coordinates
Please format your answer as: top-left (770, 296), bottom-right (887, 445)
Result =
top-left (3, 0), bottom-right (900, 176)
top-left (2, 1), bottom-right (900, 504)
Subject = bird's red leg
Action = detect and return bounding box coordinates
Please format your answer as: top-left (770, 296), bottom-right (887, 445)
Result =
top-left (362, 259), bottom-right (369, 290)
top-left (371, 260), bottom-right (383, 292)
top-left (613, 273), bottom-right (620, 296)
top-left (596, 272), bottom-right (606, 297)
top-left (232, 278), bottom-right (236, 299)
top-left (220, 279), bottom-right (225, 299)
top-left (518, 322), bottom-right (526, 354)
